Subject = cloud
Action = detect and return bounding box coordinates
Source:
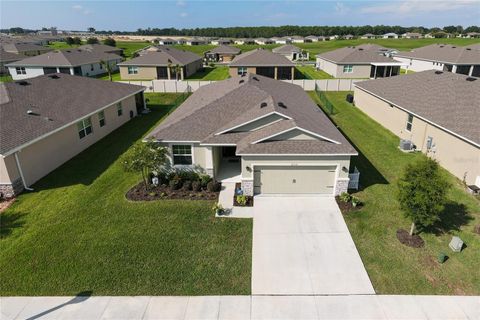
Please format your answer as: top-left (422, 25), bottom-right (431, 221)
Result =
top-left (72, 4), bottom-right (91, 15)
top-left (361, 0), bottom-right (477, 14)
top-left (335, 2), bottom-right (350, 15)
top-left (176, 0), bottom-right (186, 7)
top-left (179, 12), bottom-right (188, 18)
top-left (72, 4), bottom-right (82, 11)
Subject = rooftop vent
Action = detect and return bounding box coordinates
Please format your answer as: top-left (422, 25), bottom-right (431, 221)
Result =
top-left (277, 102), bottom-right (287, 109)
top-left (27, 110), bottom-right (39, 116)
top-left (260, 102), bottom-right (268, 108)
top-left (252, 76), bottom-right (259, 81)
top-left (439, 45), bottom-right (444, 48)
top-left (466, 48), bottom-right (472, 50)
top-left (434, 71), bottom-right (443, 74)
top-left (466, 77), bottom-right (477, 82)
top-left (66, 50), bottom-right (71, 52)
top-left (358, 48), bottom-right (364, 51)
top-left (16, 80), bottom-right (30, 86)
top-left (239, 79), bottom-right (244, 84)
top-left (452, 46), bottom-right (456, 48)
top-left (48, 74), bottom-right (60, 79)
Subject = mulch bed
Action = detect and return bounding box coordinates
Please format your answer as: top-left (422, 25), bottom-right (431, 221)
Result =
top-left (335, 196), bottom-right (362, 214)
top-left (126, 182), bottom-right (219, 201)
top-left (396, 229), bottom-right (425, 248)
top-left (0, 198), bottom-right (15, 213)
top-left (233, 183), bottom-right (254, 207)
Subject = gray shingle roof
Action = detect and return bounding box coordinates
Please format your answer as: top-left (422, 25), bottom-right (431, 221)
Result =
top-left (78, 44), bottom-right (123, 54)
top-left (0, 50), bottom-right (25, 63)
top-left (316, 44), bottom-right (396, 64)
top-left (0, 74), bottom-right (144, 155)
top-left (6, 49), bottom-right (121, 67)
top-left (229, 49), bottom-right (295, 67)
top-left (206, 45), bottom-right (241, 55)
top-left (354, 70), bottom-right (480, 146)
top-left (394, 44), bottom-right (480, 64)
top-left (272, 44), bottom-right (302, 54)
top-left (1, 42), bottom-right (51, 54)
top-left (148, 74), bottom-right (356, 155)
top-left (118, 46), bottom-right (201, 66)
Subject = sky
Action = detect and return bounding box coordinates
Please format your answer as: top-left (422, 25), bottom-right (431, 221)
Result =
top-left (1, 0), bottom-right (479, 31)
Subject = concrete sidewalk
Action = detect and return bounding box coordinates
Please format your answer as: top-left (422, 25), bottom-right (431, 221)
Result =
top-left (2, 295), bottom-right (478, 320)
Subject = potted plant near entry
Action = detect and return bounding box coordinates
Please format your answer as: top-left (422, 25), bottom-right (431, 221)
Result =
top-left (212, 203), bottom-right (224, 216)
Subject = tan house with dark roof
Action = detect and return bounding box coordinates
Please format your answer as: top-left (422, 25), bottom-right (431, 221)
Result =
top-left (353, 70), bottom-right (480, 185)
top-left (148, 74), bottom-right (357, 196)
top-left (204, 45), bottom-right (241, 63)
top-left (229, 49), bottom-right (296, 80)
top-left (272, 45), bottom-right (308, 61)
top-left (393, 44), bottom-right (480, 76)
top-left (118, 46), bottom-right (202, 80)
top-left (0, 74), bottom-right (145, 197)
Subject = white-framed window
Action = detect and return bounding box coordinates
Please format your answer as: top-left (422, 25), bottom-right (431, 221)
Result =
top-left (98, 111), bottom-right (106, 127)
top-left (406, 113), bottom-right (414, 131)
top-left (172, 145), bottom-right (193, 165)
top-left (343, 65), bottom-right (353, 73)
top-left (238, 67), bottom-right (247, 76)
top-left (128, 66), bottom-right (138, 74)
top-left (117, 102), bottom-right (123, 116)
top-left (15, 67), bottom-right (26, 75)
top-left (77, 117), bottom-right (92, 139)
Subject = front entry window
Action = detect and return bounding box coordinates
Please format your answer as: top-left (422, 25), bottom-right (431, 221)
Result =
top-left (172, 145), bottom-right (192, 165)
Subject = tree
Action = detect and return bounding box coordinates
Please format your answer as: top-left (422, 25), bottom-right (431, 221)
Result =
top-left (121, 139), bottom-right (168, 190)
top-left (86, 37), bottom-right (99, 44)
top-left (103, 37), bottom-right (116, 47)
top-left (397, 158), bottom-right (451, 235)
top-left (88, 27), bottom-right (96, 33)
top-left (100, 60), bottom-right (114, 81)
top-left (65, 37), bottom-right (75, 45)
top-left (73, 37), bottom-right (82, 45)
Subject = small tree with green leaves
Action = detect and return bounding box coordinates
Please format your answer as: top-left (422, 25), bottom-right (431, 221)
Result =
top-left (397, 158), bottom-right (451, 235)
top-left (73, 37), bottom-right (82, 45)
top-left (86, 37), bottom-right (99, 44)
top-left (100, 60), bottom-right (114, 81)
top-left (103, 37), bottom-right (116, 47)
top-left (121, 139), bottom-right (168, 190)
top-left (65, 37), bottom-right (75, 46)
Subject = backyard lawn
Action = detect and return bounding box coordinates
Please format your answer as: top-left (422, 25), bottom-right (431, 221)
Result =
top-left (296, 65), bottom-right (333, 79)
top-left (0, 74), bottom-right (13, 83)
top-left (96, 71), bottom-right (122, 81)
top-left (116, 41), bottom-right (150, 59)
top-left (309, 91), bottom-right (480, 295)
top-left (186, 66), bottom-right (230, 80)
top-left (0, 93), bottom-right (252, 296)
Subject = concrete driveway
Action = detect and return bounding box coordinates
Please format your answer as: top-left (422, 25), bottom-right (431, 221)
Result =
top-left (252, 196), bottom-right (375, 295)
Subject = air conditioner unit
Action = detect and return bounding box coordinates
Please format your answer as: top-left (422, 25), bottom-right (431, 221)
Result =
top-left (399, 139), bottom-right (413, 151)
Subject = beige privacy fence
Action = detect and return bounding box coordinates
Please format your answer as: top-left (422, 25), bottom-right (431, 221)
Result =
top-left (118, 79), bottom-right (363, 93)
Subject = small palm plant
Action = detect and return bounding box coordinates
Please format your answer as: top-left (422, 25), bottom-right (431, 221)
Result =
top-left (100, 60), bottom-right (114, 81)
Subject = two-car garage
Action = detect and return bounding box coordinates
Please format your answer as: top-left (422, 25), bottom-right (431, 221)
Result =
top-left (253, 165), bottom-right (337, 195)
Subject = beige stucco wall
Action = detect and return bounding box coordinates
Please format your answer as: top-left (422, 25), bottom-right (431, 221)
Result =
top-left (354, 87), bottom-right (480, 184)
top-left (0, 155), bottom-right (20, 185)
top-left (2, 95), bottom-right (138, 187)
top-left (229, 67), bottom-right (256, 78)
top-left (184, 60), bottom-right (203, 77)
top-left (317, 58), bottom-right (371, 78)
top-left (120, 66), bottom-right (158, 80)
top-left (161, 143), bottom-right (210, 174)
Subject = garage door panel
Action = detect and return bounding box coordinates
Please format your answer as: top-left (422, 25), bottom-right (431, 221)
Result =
top-left (255, 166), bottom-right (336, 194)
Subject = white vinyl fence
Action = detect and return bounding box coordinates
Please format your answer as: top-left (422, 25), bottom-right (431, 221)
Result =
top-left (118, 79), bottom-right (362, 93)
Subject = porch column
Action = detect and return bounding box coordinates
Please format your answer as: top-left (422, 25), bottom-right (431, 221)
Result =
top-left (167, 67), bottom-right (171, 80)
top-left (291, 66), bottom-right (295, 80)
top-left (452, 65), bottom-right (457, 73)
top-left (274, 67), bottom-right (278, 80)
top-left (205, 146), bottom-right (214, 177)
top-left (180, 67), bottom-right (185, 80)
top-left (468, 65), bottom-right (474, 76)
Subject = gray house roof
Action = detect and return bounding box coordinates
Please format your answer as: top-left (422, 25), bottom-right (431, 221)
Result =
top-left (229, 49), bottom-right (295, 67)
top-left (0, 50), bottom-right (25, 63)
top-left (206, 45), bottom-right (240, 55)
top-left (316, 44), bottom-right (397, 64)
top-left (6, 49), bottom-right (122, 67)
top-left (148, 74), bottom-right (356, 156)
top-left (1, 42), bottom-right (51, 54)
top-left (119, 46), bottom-right (201, 66)
top-left (394, 44), bottom-right (480, 65)
top-left (354, 70), bottom-right (480, 146)
top-left (78, 43), bottom-right (123, 54)
top-left (0, 73), bottom-right (144, 155)
top-left (272, 44), bottom-right (302, 54)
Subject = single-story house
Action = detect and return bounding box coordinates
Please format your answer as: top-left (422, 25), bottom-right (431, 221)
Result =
top-left (316, 44), bottom-right (404, 79)
top-left (305, 35), bottom-right (320, 42)
top-left (176, 38), bottom-right (187, 45)
top-left (382, 33), bottom-right (399, 39)
top-left (0, 50), bottom-right (24, 74)
top-left (290, 36), bottom-right (305, 43)
top-left (361, 33), bottom-right (376, 39)
top-left (229, 48), bottom-right (295, 80)
top-left (393, 44), bottom-right (480, 76)
top-left (78, 43), bottom-right (124, 56)
top-left (234, 38), bottom-right (255, 45)
top-left (6, 48), bottom-right (123, 80)
top-left (210, 38), bottom-right (231, 45)
top-left (186, 37), bottom-right (208, 46)
top-left (254, 38), bottom-right (274, 45)
top-left (204, 45), bottom-right (241, 63)
top-left (1, 42), bottom-right (52, 56)
top-left (147, 74), bottom-right (357, 196)
top-left (0, 73), bottom-right (145, 196)
top-left (118, 46), bottom-right (202, 80)
top-left (402, 32), bottom-right (423, 39)
top-left (329, 35), bottom-right (339, 40)
top-left (353, 70), bottom-right (479, 185)
top-left (157, 38), bottom-right (176, 45)
top-left (343, 34), bottom-right (355, 40)
top-left (272, 44), bottom-right (309, 61)
top-left (272, 37), bottom-right (291, 44)
top-left (465, 32), bottom-right (480, 38)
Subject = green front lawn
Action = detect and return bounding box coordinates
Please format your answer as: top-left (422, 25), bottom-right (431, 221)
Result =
top-left (96, 71), bottom-right (122, 81)
top-left (116, 41), bottom-right (150, 60)
top-left (309, 91), bottom-right (480, 295)
top-left (186, 66), bottom-right (230, 80)
top-left (0, 93), bottom-right (252, 296)
top-left (296, 65), bottom-right (333, 79)
top-left (0, 74), bottom-right (13, 83)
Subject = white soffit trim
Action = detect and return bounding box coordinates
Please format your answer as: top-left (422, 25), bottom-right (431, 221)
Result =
top-left (214, 111), bottom-right (291, 136)
top-left (251, 126), bottom-right (341, 145)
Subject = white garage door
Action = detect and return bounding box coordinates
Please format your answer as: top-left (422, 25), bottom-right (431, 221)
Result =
top-left (254, 166), bottom-right (336, 194)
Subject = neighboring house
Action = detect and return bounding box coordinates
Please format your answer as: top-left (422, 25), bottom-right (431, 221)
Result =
top-left (229, 48), bottom-right (295, 80)
top-left (343, 34), bottom-right (354, 40)
top-left (254, 38), bottom-right (274, 45)
top-left (382, 33), bottom-right (398, 39)
top-left (0, 50), bottom-right (24, 74)
top-left (353, 70), bottom-right (480, 185)
top-left (393, 44), bottom-right (480, 76)
top-left (0, 73), bottom-right (145, 196)
top-left (1, 42), bottom-right (52, 56)
top-left (424, 33), bottom-right (435, 39)
top-left (465, 32), bottom-right (480, 38)
top-left (272, 37), bottom-right (291, 44)
top-left (234, 38), bottom-right (255, 45)
top-left (157, 38), bottom-right (176, 45)
top-left (402, 32), bottom-right (423, 39)
top-left (176, 38), bottom-right (187, 45)
top-left (147, 74), bottom-right (357, 196)
top-left (361, 33), bottom-right (376, 39)
top-left (186, 37), bottom-right (208, 45)
top-left (305, 35), bottom-right (320, 42)
top-left (6, 48), bottom-right (123, 80)
top-left (204, 45), bottom-right (241, 63)
top-left (78, 43), bottom-right (124, 56)
top-left (210, 38), bottom-right (231, 45)
top-left (272, 44), bottom-right (309, 61)
top-left (329, 35), bottom-right (339, 40)
top-left (316, 44), bottom-right (404, 79)
top-left (290, 36), bottom-right (305, 43)
top-left (118, 46), bottom-right (202, 80)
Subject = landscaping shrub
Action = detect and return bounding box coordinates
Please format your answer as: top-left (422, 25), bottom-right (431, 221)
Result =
top-left (192, 181), bottom-right (201, 192)
top-left (339, 192), bottom-right (351, 203)
top-left (207, 180), bottom-right (221, 192)
top-left (177, 170), bottom-right (200, 182)
top-left (236, 195), bottom-right (247, 206)
top-left (169, 176), bottom-right (182, 190)
top-left (182, 180), bottom-right (192, 191)
top-left (200, 174), bottom-right (213, 188)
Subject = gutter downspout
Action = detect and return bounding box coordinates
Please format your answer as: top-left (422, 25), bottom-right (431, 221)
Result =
top-left (14, 152), bottom-right (34, 191)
